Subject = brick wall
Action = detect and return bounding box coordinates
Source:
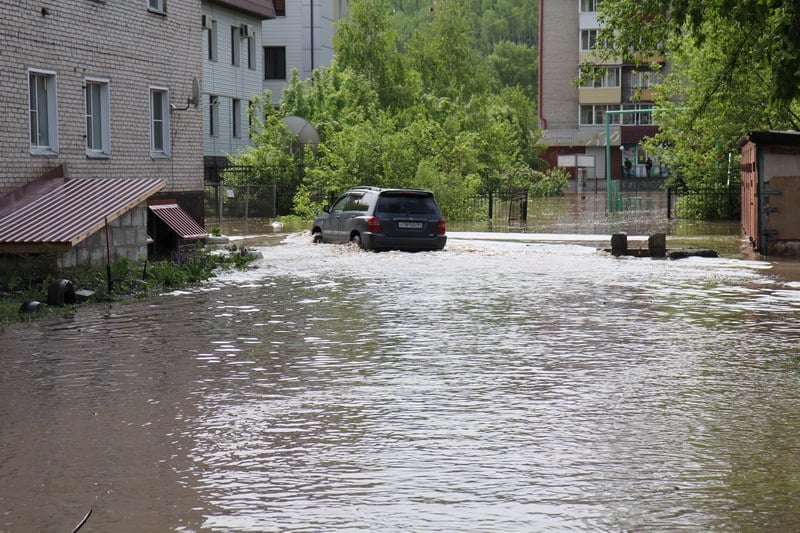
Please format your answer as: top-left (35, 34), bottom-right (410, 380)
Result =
top-left (0, 1), bottom-right (204, 196)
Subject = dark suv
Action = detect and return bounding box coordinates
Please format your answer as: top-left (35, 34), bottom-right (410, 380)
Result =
top-left (311, 187), bottom-right (447, 251)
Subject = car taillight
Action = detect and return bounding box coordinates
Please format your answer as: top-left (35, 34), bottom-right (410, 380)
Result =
top-left (367, 216), bottom-right (383, 233)
top-left (437, 218), bottom-right (446, 235)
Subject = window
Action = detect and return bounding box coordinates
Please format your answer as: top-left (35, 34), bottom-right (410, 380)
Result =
top-left (247, 100), bottom-right (253, 138)
top-left (232, 98), bottom-right (241, 138)
top-left (621, 103), bottom-right (654, 125)
top-left (247, 36), bottom-right (256, 70)
top-left (150, 87), bottom-right (170, 157)
top-left (264, 46), bottom-right (286, 80)
top-left (630, 70), bottom-right (658, 89)
top-left (273, 0), bottom-right (285, 16)
top-left (231, 26), bottom-right (240, 66)
top-left (580, 66), bottom-right (620, 88)
top-left (209, 95), bottom-right (219, 136)
top-left (208, 19), bottom-right (218, 61)
top-left (148, 0), bottom-right (166, 14)
top-left (580, 0), bottom-right (601, 12)
top-left (579, 104), bottom-right (620, 126)
top-left (29, 69), bottom-right (58, 154)
top-left (85, 78), bottom-right (111, 157)
top-left (580, 29), bottom-right (599, 51)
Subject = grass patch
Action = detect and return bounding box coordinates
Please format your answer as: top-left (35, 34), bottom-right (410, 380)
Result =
top-left (0, 246), bottom-right (258, 327)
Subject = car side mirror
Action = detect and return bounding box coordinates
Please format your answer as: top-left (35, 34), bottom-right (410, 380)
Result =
top-left (322, 205), bottom-right (331, 213)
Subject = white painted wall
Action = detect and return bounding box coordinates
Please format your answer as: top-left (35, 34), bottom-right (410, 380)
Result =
top-left (262, 0), bottom-right (348, 106)
top-left (201, 1), bottom-right (267, 157)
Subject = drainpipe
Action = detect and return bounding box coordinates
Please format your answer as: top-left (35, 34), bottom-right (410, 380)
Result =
top-left (310, 0), bottom-right (314, 71)
top-left (537, 0), bottom-right (546, 130)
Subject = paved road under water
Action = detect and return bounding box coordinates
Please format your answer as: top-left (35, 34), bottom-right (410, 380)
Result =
top-left (3, 230), bottom-right (800, 532)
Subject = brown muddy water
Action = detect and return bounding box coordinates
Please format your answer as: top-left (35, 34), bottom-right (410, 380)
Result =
top-left (4, 197), bottom-right (800, 532)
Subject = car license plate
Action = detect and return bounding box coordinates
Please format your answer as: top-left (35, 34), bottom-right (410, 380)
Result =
top-left (398, 222), bottom-right (424, 229)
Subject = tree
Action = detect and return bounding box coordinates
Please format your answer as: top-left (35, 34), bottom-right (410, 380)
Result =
top-left (596, 0), bottom-right (800, 217)
top-left (236, 0), bottom-right (545, 220)
top-left (334, 0), bottom-right (414, 109)
top-left (598, 0), bottom-right (800, 107)
top-left (488, 41), bottom-right (537, 100)
top-left (405, 0), bottom-right (493, 100)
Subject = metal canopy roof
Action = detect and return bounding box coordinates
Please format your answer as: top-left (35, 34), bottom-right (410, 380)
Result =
top-left (0, 177), bottom-right (165, 253)
top-left (148, 201), bottom-right (208, 239)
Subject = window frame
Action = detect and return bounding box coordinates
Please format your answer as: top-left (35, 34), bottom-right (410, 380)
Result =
top-left (621, 103), bottom-right (655, 125)
top-left (232, 98), bottom-right (241, 138)
top-left (84, 77), bottom-right (111, 158)
top-left (580, 66), bottom-right (620, 88)
top-left (247, 100), bottom-right (253, 139)
top-left (579, 104), bottom-right (620, 126)
top-left (149, 86), bottom-right (171, 158)
top-left (208, 19), bottom-right (218, 61)
top-left (148, 0), bottom-right (166, 14)
top-left (247, 35), bottom-right (256, 70)
top-left (28, 69), bottom-right (59, 155)
top-left (263, 46), bottom-right (286, 80)
top-left (580, 29), bottom-right (599, 51)
top-left (209, 95), bottom-right (219, 137)
top-left (231, 26), bottom-right (241, 66)
top-left (580, 0), bottom-right (601, 12)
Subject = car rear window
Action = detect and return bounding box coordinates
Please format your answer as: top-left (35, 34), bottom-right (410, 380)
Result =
top-left (376, 193), bottom-right (439, 215)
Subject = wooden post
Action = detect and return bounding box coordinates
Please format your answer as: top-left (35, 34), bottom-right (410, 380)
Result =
top-left (648, 233), bottom-right (667, 258)
top-left (611, 232), bottom-right (628, 256)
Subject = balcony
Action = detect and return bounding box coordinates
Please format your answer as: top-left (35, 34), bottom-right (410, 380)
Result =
top-left (579, 87), bottom-right (622, 105)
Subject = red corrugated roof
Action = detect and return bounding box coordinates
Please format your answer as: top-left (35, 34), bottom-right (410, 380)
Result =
top-left (0, 178), bottom-right (165, 253)
top-left (148, 201), bottom-right (208, 239)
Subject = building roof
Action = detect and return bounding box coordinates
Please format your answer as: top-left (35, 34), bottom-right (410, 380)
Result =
top-left (0, 177), bottom-right (165, 253)
top-left (737, 130), bottom-right (800, 148)
top-left (213, 0), bottom-right (276, 19)
top-left (149, 200), bottom-right (209, 239)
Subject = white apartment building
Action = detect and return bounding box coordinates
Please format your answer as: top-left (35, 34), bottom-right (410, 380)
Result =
top-left (202, 0), bottom-right (277, 175)
top-left (262, 0), bottom-right (349, 106)
top-left (538, 0), bottom-right (664, 187)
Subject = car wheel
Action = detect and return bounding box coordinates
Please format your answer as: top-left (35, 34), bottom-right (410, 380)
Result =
top-left (350, 233), bottom-right (365, 250)
top-left (312, 231), bottom-right (323, 244)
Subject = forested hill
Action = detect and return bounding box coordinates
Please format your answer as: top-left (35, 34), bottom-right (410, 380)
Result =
top-left (388, 0), bottom-right (538, 99)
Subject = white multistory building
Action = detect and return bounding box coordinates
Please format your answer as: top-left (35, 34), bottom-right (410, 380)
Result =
top-left (262, 0), bottom-right (349, 106)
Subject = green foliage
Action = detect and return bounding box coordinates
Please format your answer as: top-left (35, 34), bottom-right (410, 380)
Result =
top-left (488, 41), bottom-right (538, 100)
top-left (530, 167), bottom-right (569, 198)
top-left (228, 97), bottom-right (299, 187)
top-left (598, 0), bottom-right (800, 218)
top-left (0, 250), bottom-right (258, 326)
top-left (235, 0), bottom-right (544, 221)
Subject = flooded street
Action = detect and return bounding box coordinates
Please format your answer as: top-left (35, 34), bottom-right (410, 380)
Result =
top-left (4, 224), bottom-right (800, 531)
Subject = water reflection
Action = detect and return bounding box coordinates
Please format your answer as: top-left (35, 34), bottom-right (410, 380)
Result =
top-left (3, 229), bottom-right (800, 531)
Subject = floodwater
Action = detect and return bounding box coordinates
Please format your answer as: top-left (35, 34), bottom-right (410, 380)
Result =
top-left (4, 198), bottom-right (800, 532)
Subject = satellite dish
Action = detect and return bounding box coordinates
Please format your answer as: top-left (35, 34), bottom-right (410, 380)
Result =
top-left (170, 77), bottom-right (201, 111)
top-left (282, 115), bottom-right (320, 154)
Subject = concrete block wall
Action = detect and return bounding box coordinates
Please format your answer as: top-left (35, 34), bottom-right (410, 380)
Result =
top-left (0, 1), bottom-right (204, 196)
top-left (59, 205), bottom-right (150, 268)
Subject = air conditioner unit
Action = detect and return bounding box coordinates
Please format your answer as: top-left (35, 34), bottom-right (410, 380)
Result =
top-left (201, 14), bottom-right (211, 30)
top-left (240, 23), bottom-right (252, 38)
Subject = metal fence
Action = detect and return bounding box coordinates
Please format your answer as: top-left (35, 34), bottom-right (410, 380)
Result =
top-left (669, 182), bottom-right (740, 220)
